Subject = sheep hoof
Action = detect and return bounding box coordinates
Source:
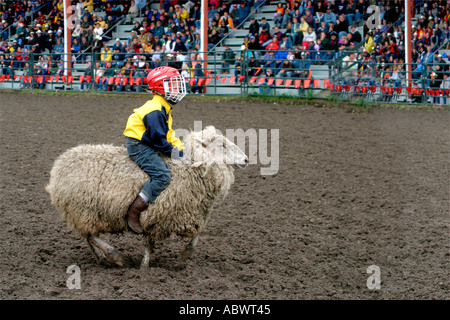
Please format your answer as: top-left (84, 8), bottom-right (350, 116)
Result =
top-left (88, 235), bottom-right (125, 267)
top-left (108, 249), bottom-right (125, 267)
top-left (140, 260), bottom-right (150, 270)
top-left (181, 235), bottom-right (199, 261)
top-left (181, 248), bottom-right (193, 261)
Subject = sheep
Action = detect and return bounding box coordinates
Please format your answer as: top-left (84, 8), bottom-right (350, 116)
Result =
top-left (45, 126), bottom-right (248, 268)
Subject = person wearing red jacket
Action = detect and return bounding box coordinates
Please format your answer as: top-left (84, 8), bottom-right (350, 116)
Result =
top-left (265, 35), bottom-right (280, 51)
top-left (258, 26), bottom-right (271, 46)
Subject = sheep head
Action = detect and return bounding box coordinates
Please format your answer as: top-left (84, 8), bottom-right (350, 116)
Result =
top-left (183, 126), bottom-right (249, 169)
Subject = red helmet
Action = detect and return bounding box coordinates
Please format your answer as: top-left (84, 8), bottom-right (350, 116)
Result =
top-left (146, 66), bottom-right (187, 104)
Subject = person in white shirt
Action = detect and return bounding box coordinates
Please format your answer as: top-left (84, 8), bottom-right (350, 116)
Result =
top-left (303, 27), bottom-right (317, 48)
top-left (93, 22), bottom-right (103, 38)
top-left (164, 34), bottom-right (176, 53)
top-left (126, 0), bottom-right (139, 24)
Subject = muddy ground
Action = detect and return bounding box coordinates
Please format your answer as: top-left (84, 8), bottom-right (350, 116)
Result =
top-left (0, 91), bottom-right (448, 300)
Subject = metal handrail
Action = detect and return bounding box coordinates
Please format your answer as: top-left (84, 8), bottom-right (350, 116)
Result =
top-left (434, 38), bottom-right (450, 54)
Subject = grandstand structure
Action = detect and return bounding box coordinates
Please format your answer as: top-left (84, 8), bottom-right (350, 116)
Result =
top-left (0, 0), bottom-right (449, 105)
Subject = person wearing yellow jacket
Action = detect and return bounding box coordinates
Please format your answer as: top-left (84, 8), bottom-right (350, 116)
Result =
top-left (83, 0), bottom-right (93, 13)
top-left (364, 32), bottom-right (374, 54)
top-left (175, 4), bottom-right (190, 21)
top-left (123, 66), bottom-right (187, 233)
top-left (100, 45), bottom-right (113, 64)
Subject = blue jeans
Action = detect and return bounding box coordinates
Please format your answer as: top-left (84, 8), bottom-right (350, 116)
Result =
top-left (126, 137), bottom-right (171, 203)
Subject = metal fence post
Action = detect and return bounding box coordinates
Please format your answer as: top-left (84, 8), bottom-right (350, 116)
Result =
top-left (29, 53), bottom-right (34, 92)
top-left (90, 52), bottom-right (95, 93)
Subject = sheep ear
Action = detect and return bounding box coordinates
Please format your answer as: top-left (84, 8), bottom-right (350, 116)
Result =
top-left (195, 138), bottom-right (208, 148)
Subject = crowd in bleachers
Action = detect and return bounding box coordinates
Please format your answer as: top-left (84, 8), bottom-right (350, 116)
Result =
top-left (334, 0), bottom-right (450, 103)
top-left (0, 0), bottom-right (449, 101)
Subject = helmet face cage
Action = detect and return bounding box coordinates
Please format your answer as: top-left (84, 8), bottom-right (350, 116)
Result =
top-left (162, 74), bottom-right (187, 104)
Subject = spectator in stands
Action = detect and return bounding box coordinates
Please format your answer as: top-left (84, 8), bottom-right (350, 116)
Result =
top-left (71, 37), bottom-right (81, 58)
top-left (437, 54), bottom-right (449, 72)
top-left (208, 3), bottom-right (218, 22)
top-left (112, 3), bottom-right (124, 21)
top-left (207, 28), bottom-right (220, 50)
top-left (324, 5), bottom-right (337, 26)
top-left (363, 32), bottom-right (374, 54)
top-left (410, 81), bottom-right (423, 103)
top-left (221, 11), bottom-right (235, 30)
top-left (91, 34), bottom-right (103, 61)
top-left (290, 17), bottom-right (301, 46)
top-left (102, 61), bottom-right (116, 91)
top-left (274, 3), bottom-right (286, 28)
top-left (126, 0), bottom-right (139, 24)
top-left (83, 0), bottom-right (94, 13)
top-left (247, 35), bottom-right (263, 58)
top-left (303, 9), bottom-right (314, 26)
top-left (80, 60), bottom-right (92, 91)
top-left (218, 19), bottom-right (229, 39)
top-left (175, 4), bottom-right (189, 21)
top-left (100, 41), bottom-right (112, 66)
top-left (423, 45), bottom-right (435, 65)
top-left (117, 61), bottom-right (134, 92)
top-left (277, 57), bottom-right (295, 78)
top-left (34, 30), bottom-right (46, 53)
top-left (189, 3), bottom-right (201, 29)
top-left (259, 26), bottom-right (271, 47)
top-left (303, 26), bottom-right (317, 49)
top-left (262, 50), bottom-right (276, 71)
top-left (246, 54), bottom-right (260, 79)
top-left (191, 58), bottom-right (204, 94)
top-left (248, 17), bottom-right (259, 38)
top-left (173, 35), bottom-right (187, 52)
top-left (111, 47), bottom-right (125, 68)
top-left (323, 31), bottom-right (339, 60)
top-left (441, 73), bottom-right (449, 105)
top-left (298, 16), bottom-right (309, 44)
top-left (314, 7), bottom-right (326, 30)
top-left (221, 44), bottom-right (235, 74)
top-left (93, 22), bottom-right (103, 39)
top-left (164, 33), bottom-right (176, 53)
top-left (349, 24), bottom-right (362, 44)
top-left (266, 35), bottom-right (279, 51)
top-left (259, 17), bottom-right (270, 32)
top-left (52, 37), bottom-right (63, 61)
top-left (335, 14), bottom-right (349, 41)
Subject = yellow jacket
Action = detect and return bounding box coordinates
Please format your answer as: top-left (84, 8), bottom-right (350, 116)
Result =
top-left (83, 0), bottom-right (94, 12)
top-left (177, 9), bottom-right (190, 21)
top-left (124, 95), bottom-right (183, 155)
top-left (101, 48), bottom-right (113, 62)
top-left (298, 22), bottom-right (309, 36)
top-left (364, 36), bottom-right (374, 54)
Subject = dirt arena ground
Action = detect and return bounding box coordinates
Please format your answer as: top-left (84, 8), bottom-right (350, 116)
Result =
top-left (0, 91), bottom-right (448, 300)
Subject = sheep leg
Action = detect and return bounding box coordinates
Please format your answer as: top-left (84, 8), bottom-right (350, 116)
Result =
top-left (87, 235), bottom-right (125, 267)
top-left (181, 235), bottom-right (200, 261)
top-left (140, 240), bottom-right (155, 270)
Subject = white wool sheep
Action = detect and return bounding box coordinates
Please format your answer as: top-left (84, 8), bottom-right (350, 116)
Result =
top-left (45, 126), bottom-right (248, 268)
